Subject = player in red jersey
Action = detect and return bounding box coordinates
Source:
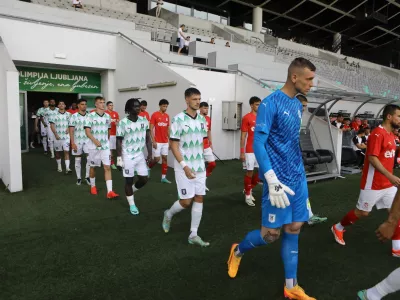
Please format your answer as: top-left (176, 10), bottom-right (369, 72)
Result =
top-left (105, 101), bottom-right (120, 170)
top-left (200, 102), bottom-right (216, 191)
top-left (331, 104), bottom-right (400, 257)
top-left (139, 100), bottom-right (151, 122)
top-left (240, 96), bottom-right (261, 207)
top-left (67, 102), bottom-right (78, 114)
top-left (149, 99), bottom-right (171, 183)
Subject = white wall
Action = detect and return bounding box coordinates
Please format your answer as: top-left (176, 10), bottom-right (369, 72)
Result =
top-left (101, 70), bottom-right (116, 103)
top-left (0, 41), bottom-right (23, 192)
top-left (0, 17), bottom-right (117, 70)
top-left (208, 50), bottom-right (275, 69)
top-left (188, 41), bottom-right (256, 58)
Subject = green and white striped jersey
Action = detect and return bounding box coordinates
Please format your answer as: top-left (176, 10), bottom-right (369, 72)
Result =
top-left (42, 107), bottom-right (59, 125)
top-left (170, 111), bottom-right (208, 173)
top-left (84, 111), bottom-right (111, 150)
top-left (69, 112), bottom-right (89, 145)
top-left (117, 116), bottom-right (149, 158)
top-left (49, 111), bottom-right (71, 140)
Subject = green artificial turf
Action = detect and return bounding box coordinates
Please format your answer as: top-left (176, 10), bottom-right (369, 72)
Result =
top-left (0, 150), bottom-right (398, 300)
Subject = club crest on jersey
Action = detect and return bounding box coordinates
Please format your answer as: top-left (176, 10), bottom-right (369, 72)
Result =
top-left (125, 169), bottom-right (129, 175)
top-left (141, 124), bottom-right (144, 128)
top-left (201, 123), bottom-right (204, 129)
top-left (269, 214), bottom-right (276, 223)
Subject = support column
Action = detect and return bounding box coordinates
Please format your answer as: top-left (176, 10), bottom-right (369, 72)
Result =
top-left (252, 7), bottom-right (262, 33)
top-left (332, 32), bottom-right (341, 54)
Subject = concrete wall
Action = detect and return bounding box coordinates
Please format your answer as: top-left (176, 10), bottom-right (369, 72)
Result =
top-left (208, 50), bottom-right (275, 69)
top-left (0, 41), bottom-right (23, 192)
top-left (188, 41), bottom-right (256, 58)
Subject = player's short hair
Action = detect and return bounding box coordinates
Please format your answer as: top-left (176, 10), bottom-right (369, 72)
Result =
top-left (185, 87), bottom-right (201, 99)
top-left (296, 94), bottom-right (308, 102)
top-left (125, 98), bottom-right (141, 114)
top-left (337, 113), bottom-right (343, 118)
top-left (249, 96), bottom-right (261, 105)
top-left (383, 104), bottom-right (400, 121)
top-left (140, 100), bottom-right (147, 106)
top-left (43, 99), bottom-right (49, 103)
top-left (106, 101), bottom-right (113, 106)
top-left (58, 100), bottom-right (65, 104)
top-left (357, 128), bottom-right (366, 135)
top-left (95, 96), bottom-right (104, 102)
top-left (288, 57), bottom-right (316, 76)
top-left (159, 99), bottom-right (169, 106)
top-left (77, 98), bottom-right (87, 104)
top-left (200, 102), bottom-right (209, 108)
top-left (49, 98), bottom-right (55, 102)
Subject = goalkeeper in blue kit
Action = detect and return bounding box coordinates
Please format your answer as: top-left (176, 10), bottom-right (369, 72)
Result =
top-left (227, 58), bottom-right (317, 300)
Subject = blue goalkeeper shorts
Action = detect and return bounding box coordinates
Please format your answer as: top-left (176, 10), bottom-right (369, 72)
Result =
top-left (261, 178), bottom-right (309, 228)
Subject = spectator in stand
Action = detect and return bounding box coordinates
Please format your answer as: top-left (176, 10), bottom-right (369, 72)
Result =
top-left (352, 128), bottom-right (367, 167)
top-left (72, 0), bottom-right (83, 9)
top-left (351, 116), bottom-right (361, 131)
top-left (210, 38), bottom-right (215, 44)
top-left (342, 118), bottom-right (352, 132)
top-left (156, 0), bottom-right (163, 18)
top-left (225, 42), bottom-right (231, 47)
top-left (177, 24), bottom-right (186, 55)
top-left (67, 102), bottom-right (78, 114)
top-left (362, 127), bottom-right (370, 144)
top-left (361, 119), bottom-right (369, 129)
top-left (331, 113), bottom-right (344, 129)
top-left (184, 36), bottom-right (190, 54)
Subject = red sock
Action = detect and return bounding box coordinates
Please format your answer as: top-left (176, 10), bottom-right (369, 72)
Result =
top-left (111, 159), bottom-right (114, 165)
top-left (206, 161), bottom-right (216, 177)
top-left (148, 161), bottom-right (157, 169)
top-left (340, 209), bottom-right (359, 227)
top-left (251, 172), bottom-right (260, 189)
top-left (392, 220), bottom-right (400, 240)
top-left (162, 163), bottom-right (168, 175)
top-left (244, 176), bottom-right (252, 196)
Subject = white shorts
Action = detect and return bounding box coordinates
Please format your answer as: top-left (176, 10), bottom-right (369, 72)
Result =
top-left (123, 153), bottom-right (148, 178)
top-left (175, 170), bottom-right (206, 199)
top-left (88, 149), bottom-right (111, 167)
top-left (109, 135), bottom-right (116, 150)
top-left (47, 127), bottom-right (55, 142)
top-left (245, 153), bottom-right (259, 171)
top-left (153, 143), bottom-right (169, 157)
top-left (204, 147), bottom-right (215, 162)
top-left (54, 139), bottom-right (70, 152)
top-left (356, 186), bottom-right (397, 212)
top-left (72, 143), bottom-right (89, 156)
top-left (40, 123), bottom-right (47, 137)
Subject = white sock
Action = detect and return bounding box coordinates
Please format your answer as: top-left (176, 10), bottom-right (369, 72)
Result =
top-left (392, 240), bottom-right (400, 251)
top-left (42, 137), bottom-right (48, 151)
top-left (65, 159), bottom-right (70, 170)
top-left (56, 159), bottom-right (61, 168)
top-left (75, 157), bottom-right (82, 179)
top-left (106, 180), bottom-right (112, 193)
top-left (189, 202), bottom-right (203, 238)
top-left (90, 177), bottom-right (96, 187)
top-left (367, 267), bottom-right (400, 300)
top-left (166, 200), bottom-right (185, 219)
top-left (162, 174), bottom-right (166, 179)
top-left (85, 160), bottom-right (90, 178)
top-left (127, 195), bottom-right (135, 206)
top-left (285, 279), bottom-right (296, 290)
top-left (50, 148), bottom-right (54, 156)
top-left (335, 222), bottom-right (345, 231)
top-left (132, 184), bottom-right (139, 193)
top-left (307, 198), bottom-right (314, 218)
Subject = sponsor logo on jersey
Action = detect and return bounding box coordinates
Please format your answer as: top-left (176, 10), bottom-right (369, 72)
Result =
top-left (384, 150), bottom-right (396, 158)
top-left (158, 122), bottom-right (168, 126)
top-left (251, 126), bottom-right (255, 132)
top-left (181, 189), bottom-right (187, 195)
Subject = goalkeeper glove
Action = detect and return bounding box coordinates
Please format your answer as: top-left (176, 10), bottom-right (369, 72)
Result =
top-left (116, 156), bottom-right (124, 171)
top-left (265, 170), bottom-right (295, 209)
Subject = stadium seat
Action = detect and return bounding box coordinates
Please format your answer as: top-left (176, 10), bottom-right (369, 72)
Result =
top-left (300, 129), bottom-right (334, 165)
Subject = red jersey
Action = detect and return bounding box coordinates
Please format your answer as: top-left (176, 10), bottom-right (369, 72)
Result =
top-left (139, 111), bottom-right (150, 122)
top-left (150, 111), bottom-right (169, 143)
top-left (241, 113), bottom-right (256, 153)
top-left (67, 108), bottom-right (78, 114)
top-left (203, 115), bottom-right (211, 149)
top-left (351, 121), bottom-right (360, 131)
top-left (360, 126), bottom-right (396, 190)
top-left (105, 110), bottom-right (120, 136)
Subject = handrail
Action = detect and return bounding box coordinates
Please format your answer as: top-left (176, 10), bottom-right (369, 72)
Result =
top-left (117, 32), bottom-right (165, 62)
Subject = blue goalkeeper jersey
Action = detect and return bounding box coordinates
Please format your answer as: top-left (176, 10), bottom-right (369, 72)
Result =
top-left (254, 90), bottom-right (305, 186)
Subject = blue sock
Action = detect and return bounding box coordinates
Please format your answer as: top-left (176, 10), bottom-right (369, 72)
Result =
top-left (281, 231), bottom-right (299, 286)
top-left (237, 229), bottom-right (267, 254)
